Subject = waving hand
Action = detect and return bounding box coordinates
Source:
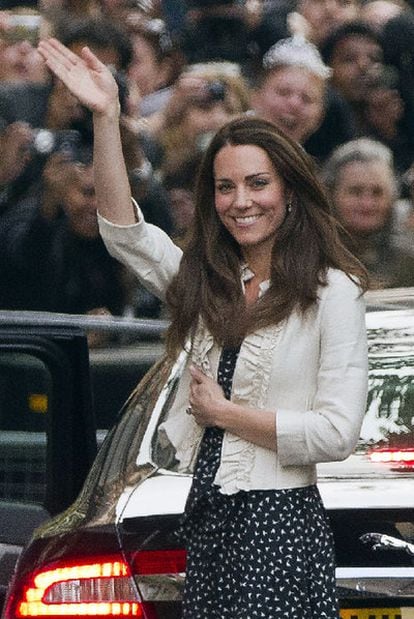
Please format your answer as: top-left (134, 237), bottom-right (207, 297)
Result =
top-left (37, 38), bottom-right (119, 117)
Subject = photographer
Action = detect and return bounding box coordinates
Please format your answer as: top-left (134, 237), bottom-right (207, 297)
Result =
top-left (148, 61), bottom-right (251, 179)
top-left (0, 146), bottom-right (130, 315)
top-left (0, 10), bottom-right (46, 83)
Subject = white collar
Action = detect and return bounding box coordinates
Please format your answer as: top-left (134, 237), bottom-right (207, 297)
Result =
top-left (240, 263), bottom-right (270, 295)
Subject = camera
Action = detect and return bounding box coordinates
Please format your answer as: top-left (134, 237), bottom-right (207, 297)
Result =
top-left (31, 129), bottom-right (82, 161)
top-left (192, 80), bottom-right (227, 110)
top-left (3, 13), bottom-right (41, 45)
top-left (205, 81), bottom-right (226, 103)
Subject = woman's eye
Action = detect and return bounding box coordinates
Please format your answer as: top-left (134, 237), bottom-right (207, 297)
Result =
top-left (251, 178), bottom-right (268, 188)
top-left (216, 184), bottom-right (232, 193)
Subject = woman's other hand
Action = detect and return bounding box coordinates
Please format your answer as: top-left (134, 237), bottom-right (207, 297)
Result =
top-left (37, 38), bottom-right (119, 118)
top-left (189, 365), bottom-right (227, 428)
top-left (189, 365), bottom-right (277, 451)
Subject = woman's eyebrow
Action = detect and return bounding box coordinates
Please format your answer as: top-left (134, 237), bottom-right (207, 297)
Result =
top-left (246, 172), bottom-right (271, 179)
top-left (214, 172), bottom-right (271, 182)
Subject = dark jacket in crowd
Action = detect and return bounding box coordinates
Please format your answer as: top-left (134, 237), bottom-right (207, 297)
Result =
top-left (345, 226), bottom-right (414, 289)
top-left (0, 195), bottom-right (127, 315)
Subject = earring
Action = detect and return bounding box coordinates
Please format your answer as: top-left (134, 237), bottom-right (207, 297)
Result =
top-left (286, 202), bottom-right (292, 214)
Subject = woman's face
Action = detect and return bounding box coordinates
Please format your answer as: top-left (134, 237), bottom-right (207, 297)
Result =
top-left (214, 143), bottom-right (287, 268)
top-left (333, 159), bottom-right (394, 234)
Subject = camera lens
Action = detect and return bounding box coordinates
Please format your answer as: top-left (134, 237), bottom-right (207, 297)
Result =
top-left (32, 129), bottom-right (55, 155)
top-left (206, 81), bottom-right (226, 102)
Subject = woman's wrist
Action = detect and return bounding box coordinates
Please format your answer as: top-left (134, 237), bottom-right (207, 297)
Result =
top-left (93, 100), bottom-right (121, 124)
top-left (215, 399), bottom-right (239, 430)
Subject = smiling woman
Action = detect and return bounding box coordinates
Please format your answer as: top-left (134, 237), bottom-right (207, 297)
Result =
top-left (213, 143), bottom-right (288, 283)
top-left (37, 36), bottom-right (369, 618)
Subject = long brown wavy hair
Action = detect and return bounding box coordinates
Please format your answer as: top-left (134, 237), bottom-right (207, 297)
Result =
top-left (165, 116), bottom-right (368, 357)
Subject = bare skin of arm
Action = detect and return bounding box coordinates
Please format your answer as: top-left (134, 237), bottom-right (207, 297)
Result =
top-left (37, 38), bottom-right (136, 225)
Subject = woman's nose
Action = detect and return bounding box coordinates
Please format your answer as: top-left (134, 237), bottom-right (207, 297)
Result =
top-left (233, 188), bottom-right (251, 208)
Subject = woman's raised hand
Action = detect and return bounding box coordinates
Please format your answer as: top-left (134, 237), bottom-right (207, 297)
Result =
top-left (37, 38), bottom-right (120, 118)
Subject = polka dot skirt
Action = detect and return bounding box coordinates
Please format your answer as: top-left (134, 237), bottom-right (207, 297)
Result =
top-left (179, 347), bottom-right (339, 618)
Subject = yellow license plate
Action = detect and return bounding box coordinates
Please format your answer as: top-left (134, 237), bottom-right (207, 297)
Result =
top-left (341, 610), bottom-right (414, 619)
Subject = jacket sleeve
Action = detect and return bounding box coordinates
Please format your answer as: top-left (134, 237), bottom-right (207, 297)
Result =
top-left (276, 271), bottom-right (368, 465)
top-left (97, 202), bottom-right (182, 302)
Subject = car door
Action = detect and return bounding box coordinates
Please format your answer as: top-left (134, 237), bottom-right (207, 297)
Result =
top-left (0, 316), bottom-right (96, 613)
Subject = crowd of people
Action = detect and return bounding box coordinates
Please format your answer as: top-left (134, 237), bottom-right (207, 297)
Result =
top-left (1, 0), bottom-right (414, 325)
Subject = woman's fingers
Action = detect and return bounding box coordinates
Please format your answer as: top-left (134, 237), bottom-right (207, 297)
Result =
top-left (80, 45), bottom-right (105, 71)
top-left (189, 365), bottom-right (205, 383)
top-left (38, 46), bottom-right (80, 88)
top-left (37, 37), bottom-right (118, 114)
top-left (38, 38), bottom-right (78, 72)
top-left (39, 38), bottom-right (104, 75)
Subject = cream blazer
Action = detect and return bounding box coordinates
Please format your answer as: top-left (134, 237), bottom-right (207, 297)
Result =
top-left (98, 210), bottom-right (368, 494)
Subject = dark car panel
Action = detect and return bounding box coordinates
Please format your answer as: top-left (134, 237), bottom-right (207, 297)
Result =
top-left (0, 312), bottom-right (165, 616)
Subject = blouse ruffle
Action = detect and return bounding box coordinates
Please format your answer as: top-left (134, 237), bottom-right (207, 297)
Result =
top-left (214, 323), bottom-right (284, 494)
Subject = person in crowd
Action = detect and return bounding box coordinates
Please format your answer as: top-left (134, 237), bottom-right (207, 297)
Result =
top-left (0, 148), bottom-right (130, 315)
top-left (0, 14), bottom-right (132, 130)
top-left (162, 156), bottom-right (200, 244)
top-left (179, 0), bottom-right (254, 70)
top-left (0, 12), bottom-right (173, 238)
top-left (320, 21), bottom-right (384, 135)
top-left (251, 35), bottom-right (356, 162)
top-left (38, 37), bottom-right (368, 617)
top-left (363, 64), bottom-right (414, 175)
top-left (393, 162), bottom-right (414, 256)
top-left (150, 60), bottom-right (251, 179)
top-left (0, 9), bottom-right (47, 83)
top-left (245, 0), bottom-right (292, 62)
top-left (0, 120), bottom-right (34, 212)
top-left (125, 11), bottom-right (185, 118)
top-left (290, 0), bottom-right (361, 47)
top-left (0, 15), bottom-right (133, 208)
top-left (360, 0), bottom-right (407, 33)
top-left (322, 137), bottom-right (414, 287)
top-left (380, 6), bottom-right (414, 78)
top-left (380, 8), bottom-right (414, 130)
top-left (251, 35), bottom-right (329, 145)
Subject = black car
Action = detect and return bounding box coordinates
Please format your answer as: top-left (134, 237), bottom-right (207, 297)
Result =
top-left (0, 311), bottom-right (165, 616)
top-left (1, 298), bottom-right (414, 619)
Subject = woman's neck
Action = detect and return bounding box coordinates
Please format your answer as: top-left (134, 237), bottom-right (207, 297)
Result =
top-left (242, 248), bottom-right (271, 283)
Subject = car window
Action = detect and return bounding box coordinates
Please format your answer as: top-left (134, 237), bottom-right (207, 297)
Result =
top-left (64, 353), bottom-right (180, 528)
top-left (89, 340), bottom-right (165, 432)
top-left (356, 322), bottom-right (414, 469)
top-left (362, 358), bottom-right (414, 449)
top-left (0, 351), bottom-right (51, 505)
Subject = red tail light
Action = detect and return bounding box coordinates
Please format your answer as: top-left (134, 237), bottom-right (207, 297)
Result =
top-left (369, 448), bottom-right (414, 467)
top-left (133, 549), bottom-right (186, 575)
top-left (4, 550), bottom-right (186, 619)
